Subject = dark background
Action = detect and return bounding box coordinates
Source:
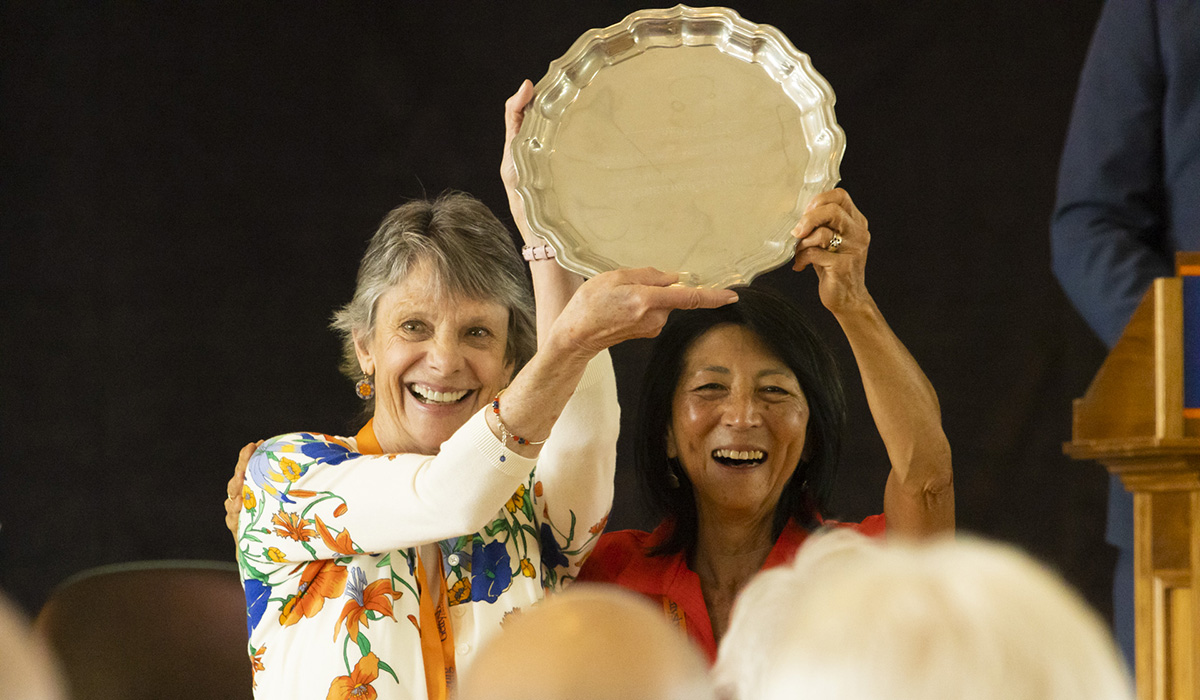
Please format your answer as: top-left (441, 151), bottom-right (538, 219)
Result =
top-left (2, 1), bottom-right (1113, 619)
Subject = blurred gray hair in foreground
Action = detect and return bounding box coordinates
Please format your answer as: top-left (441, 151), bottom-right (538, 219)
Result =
top-left (714, 530), bottom-right (1133, 700)
top-left (0, 590), bottom-right (67, 700)
top-left (459, 583), bottom-right (714, 700)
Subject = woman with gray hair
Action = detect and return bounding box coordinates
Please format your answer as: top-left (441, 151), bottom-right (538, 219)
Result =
top-left (222, 84), bottom-right (737, 700)
top-left (714, 530), bottom-right (1133, 700)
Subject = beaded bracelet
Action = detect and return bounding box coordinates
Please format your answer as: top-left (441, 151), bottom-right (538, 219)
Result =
top-left (521, 243), bottom-right (557, 262)
top-left (491, 394), bottom-right (548, 446)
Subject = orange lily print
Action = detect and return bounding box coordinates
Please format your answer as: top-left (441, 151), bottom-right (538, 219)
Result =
top-left (279, 560), bottom-right (348, 627)
top-left (250, 645), bottom-right (266, 687)
top-left (334, 567), bottom-right (401, 642)
top-left (315, 515), bottom-right (358, 556)
top-left (589, 513), bottom-right (609, 535)
top-left (327, 652), bottom-right (379, 700)
top-left (272, 511), bottom-right (315, 542)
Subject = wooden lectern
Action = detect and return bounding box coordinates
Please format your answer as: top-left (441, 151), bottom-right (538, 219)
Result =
top-left (1066, 254), bottom-right (1200, 700)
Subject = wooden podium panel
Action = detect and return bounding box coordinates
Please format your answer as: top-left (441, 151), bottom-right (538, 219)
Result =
top-left (1068, 256), bottom-right (1200, 700)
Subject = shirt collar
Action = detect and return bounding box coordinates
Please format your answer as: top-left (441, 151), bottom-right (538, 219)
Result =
top-left (354, 418), bottom-right (382, 455)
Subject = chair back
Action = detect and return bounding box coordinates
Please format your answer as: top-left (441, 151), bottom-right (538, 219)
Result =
top-left (35, 560), bottom-right (252, 700)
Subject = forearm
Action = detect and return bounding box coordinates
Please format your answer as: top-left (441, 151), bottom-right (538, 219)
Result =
top-left (529, 257), bottom-right (584, 346)
top-left (486, 327), bottom-right (596, 459)
top-left (833, 296), bottom-right (954, 535)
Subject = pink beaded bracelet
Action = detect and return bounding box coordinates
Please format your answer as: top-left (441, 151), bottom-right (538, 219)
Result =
top-left (521, 243), bottom-right (557, 262)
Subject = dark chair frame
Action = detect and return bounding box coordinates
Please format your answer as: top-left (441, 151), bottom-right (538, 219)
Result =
top-left (35, 560), bottom-right (253, 700)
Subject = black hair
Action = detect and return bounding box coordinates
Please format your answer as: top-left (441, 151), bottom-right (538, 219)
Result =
top-left (634, 286), bottom-right (845, 557)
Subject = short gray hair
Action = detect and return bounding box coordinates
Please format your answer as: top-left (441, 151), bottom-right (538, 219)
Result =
top-left (715, 531), bottom-right (1133, 700)
top-left (331, 192), bottom-right (535, 405)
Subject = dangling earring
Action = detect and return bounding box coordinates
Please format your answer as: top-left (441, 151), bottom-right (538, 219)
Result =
top-left (355, 374), bottom-right (375, 400)
top-left (667, 459), bottom-right (681, 489)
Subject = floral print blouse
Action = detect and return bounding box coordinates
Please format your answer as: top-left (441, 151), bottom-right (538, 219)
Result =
top-left (237, 352), bottom-right (618, 700)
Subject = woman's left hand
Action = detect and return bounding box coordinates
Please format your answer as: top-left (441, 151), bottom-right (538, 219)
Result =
top-left (794, 189), bottom-right (954, 536)
top-left (791, 188), bottom-right (871, 315)
top-left (501, 79), bottom-right (585, 339)
top-left (501, 79), bottom-right (538, 245)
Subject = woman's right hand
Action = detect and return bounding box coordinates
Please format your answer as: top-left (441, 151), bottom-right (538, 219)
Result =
top-left (224, 441), bottom-right (259, 540)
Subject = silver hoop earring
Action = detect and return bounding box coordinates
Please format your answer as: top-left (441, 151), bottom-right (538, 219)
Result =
top-left (355, 374), bottom-right (375, 400)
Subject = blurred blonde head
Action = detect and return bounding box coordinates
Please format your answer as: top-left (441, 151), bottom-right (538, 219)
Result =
top-left (0, 590), bottom-right (67, 700)
top-left (714, 530), bottom-right (1132, 700)
top-left (459, 584), bottom-right (713, 700)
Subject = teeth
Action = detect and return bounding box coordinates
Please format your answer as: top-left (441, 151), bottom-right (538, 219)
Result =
top-left (411, 385), bottom-right (469, 404)
top-left (713, 449), bottom-right (765, 461)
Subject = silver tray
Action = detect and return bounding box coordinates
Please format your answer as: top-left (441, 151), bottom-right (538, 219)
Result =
top-left (513, 5), bottom-right (845, 288)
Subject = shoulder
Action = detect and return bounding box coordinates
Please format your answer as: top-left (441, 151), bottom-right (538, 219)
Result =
top-left (243, 433), bottom-right (362, 493)
top-left (258, 432), bottom-right (360, 463)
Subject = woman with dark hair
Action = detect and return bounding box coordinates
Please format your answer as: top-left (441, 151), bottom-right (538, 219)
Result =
top-left (577, 189), bottom-right (955, 662)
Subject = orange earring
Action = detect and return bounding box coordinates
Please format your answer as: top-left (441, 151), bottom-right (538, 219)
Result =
top-left (355, 375), bottom-right (374, 400)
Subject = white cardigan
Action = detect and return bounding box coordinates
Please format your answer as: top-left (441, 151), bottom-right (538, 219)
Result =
top-left (237, 351), bottom-right (618, 699)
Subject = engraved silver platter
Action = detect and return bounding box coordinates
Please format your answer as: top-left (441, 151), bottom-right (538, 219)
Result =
top-left (513, 5), bottom-right (845, 288)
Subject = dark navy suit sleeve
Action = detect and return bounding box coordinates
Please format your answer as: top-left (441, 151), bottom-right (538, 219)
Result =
top-left (1051, 0), bottom-right (1174, 348)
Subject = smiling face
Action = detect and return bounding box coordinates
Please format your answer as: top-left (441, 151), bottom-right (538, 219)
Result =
top-left (354, 260), bottom-right (514, 455)
top-left (667, 323), bottom-right (810, 524)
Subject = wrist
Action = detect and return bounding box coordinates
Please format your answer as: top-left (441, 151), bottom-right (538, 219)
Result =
top-left (540, 326), bottom-right (599, 369)
top-left (830, 291), bottom-right (881, 327)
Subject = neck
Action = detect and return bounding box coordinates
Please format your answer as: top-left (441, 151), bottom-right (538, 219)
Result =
top-left (360, 415), bottom-right (426, 456)
top-left (691, 508), bottom-right (776, 589)
top-left (691, 507), bottom-right (778, 647)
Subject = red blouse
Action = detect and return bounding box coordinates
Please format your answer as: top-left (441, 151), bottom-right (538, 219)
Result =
top-left (576, 515), bottom-right (886, 662)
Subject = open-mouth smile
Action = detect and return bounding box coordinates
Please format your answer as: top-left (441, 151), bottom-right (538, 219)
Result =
top-left (712, 448), bottom-right (767, 468)
top-left (407, 383), bottom-right (473, 405)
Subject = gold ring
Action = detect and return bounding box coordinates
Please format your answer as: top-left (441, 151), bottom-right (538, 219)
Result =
top-left (827, 233), bottom-right (843, 253)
